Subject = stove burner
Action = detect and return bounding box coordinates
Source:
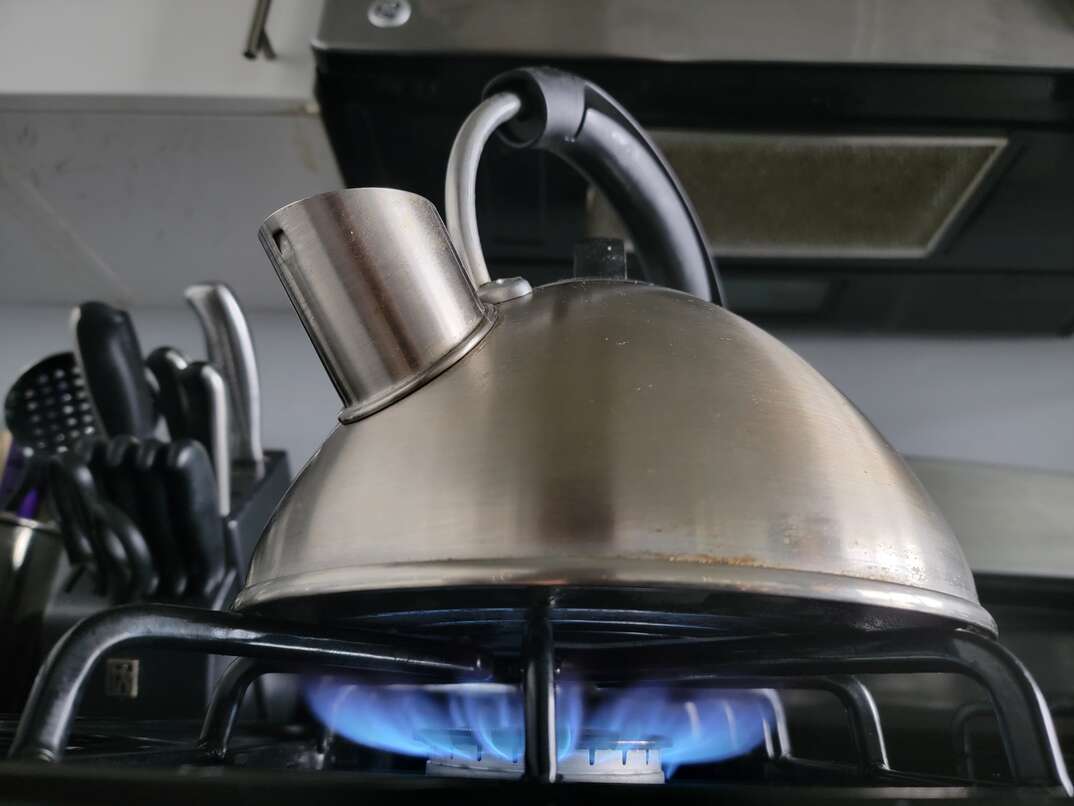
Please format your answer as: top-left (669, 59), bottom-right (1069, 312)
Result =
top-left (424, 732), bottom-right (667, 783)
top-left (303, 678), bottom-right (768, 780)
top-left (7, 603), bottom-right (1072, 797)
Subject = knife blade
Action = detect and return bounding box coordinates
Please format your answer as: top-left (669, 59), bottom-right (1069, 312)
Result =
top-left (177, 361), bottom-right (230, 516)
top-left (146, 346), bottom-right (189, 441)
top-left (184, 283), bottom-right (263, 472)
top-left (71, 302), bottom-right (156, 438)
top-left (160, 439), bottom-right (225, 601)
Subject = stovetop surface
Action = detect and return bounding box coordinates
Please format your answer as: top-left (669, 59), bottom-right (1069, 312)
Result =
top-left (0, 758), bottom-right (1066, 806)
top-left (1, 709), bottom-right (1069, 804)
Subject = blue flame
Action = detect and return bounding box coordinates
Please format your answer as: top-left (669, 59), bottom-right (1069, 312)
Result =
top-left (304, 678), bottom-right (766, 777)
top-left (585, 686), bottom-right (768, 776)
top-left (304, 680), bottom-right (579, 762)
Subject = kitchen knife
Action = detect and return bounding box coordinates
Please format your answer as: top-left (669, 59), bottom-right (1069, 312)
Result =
top-left (130, 439), bottom-right (188, 599)
top-left (146, 346), bottom-right (189, 441)
top-left (71, 302), bottom-right (156, 438)
top-left (160, 439), bottom-right (225, 601)
top-left (177, 361), bottom-right (230, 516)
top-left (99, 434), bottom-right (141, 501)
top-left (185, 283), bottom-right (263, 472)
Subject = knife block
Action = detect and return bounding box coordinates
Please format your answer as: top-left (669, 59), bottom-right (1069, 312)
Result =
top-left (23, 450), bottom-right (291, 721)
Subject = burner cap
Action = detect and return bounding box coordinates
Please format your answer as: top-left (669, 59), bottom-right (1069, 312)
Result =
top-left (424, 730), bottom-right (667, 784)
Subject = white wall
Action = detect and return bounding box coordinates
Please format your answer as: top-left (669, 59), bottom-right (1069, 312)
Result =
top-left (0, 0), bottom-right (322, 109)
top-left (0, 110), bottom-right (341, 309)
top-left (781, 332), bottom-right (1074, 474)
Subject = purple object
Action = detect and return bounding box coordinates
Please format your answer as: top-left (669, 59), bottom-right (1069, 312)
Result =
top-left (15, 486), bottom-right (41, 520)
top-left (0, 442), bottom-right (30, 510)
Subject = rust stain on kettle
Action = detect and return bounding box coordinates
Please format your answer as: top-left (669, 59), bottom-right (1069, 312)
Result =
top-left (635, 550), bottom-right (762, 567)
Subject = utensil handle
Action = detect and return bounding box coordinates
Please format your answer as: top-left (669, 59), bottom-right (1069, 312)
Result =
top-left (160, 440), bottom-right (225, 600)
top-left (131, 439), bottom-right (189, 599)
top-left (184, 284), bottom-right (263, 468)
top-left (178, 362), bottom-right (230, 515)
top-left (483, 67), bottom-right (723, 305)
top-left (146, 347), bottom-right (189, 441)
top-left (71, 302), bottom-right (157, 438)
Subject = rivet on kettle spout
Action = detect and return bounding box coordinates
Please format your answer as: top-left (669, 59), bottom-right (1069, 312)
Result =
top-left (258, 188), bottom-right (496, 423)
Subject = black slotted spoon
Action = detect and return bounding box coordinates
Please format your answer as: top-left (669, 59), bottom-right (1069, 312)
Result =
top-left (2, 352), bottom-right (98, 538)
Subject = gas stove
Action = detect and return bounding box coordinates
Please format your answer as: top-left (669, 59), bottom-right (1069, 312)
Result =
top-left (2, 576), bottom-right (1073, 804)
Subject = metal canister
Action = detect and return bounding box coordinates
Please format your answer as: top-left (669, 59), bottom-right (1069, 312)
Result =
top-left (1, 513), bottom-right (65, 711)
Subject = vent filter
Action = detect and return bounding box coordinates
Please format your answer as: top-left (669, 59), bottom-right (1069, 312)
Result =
top-left (587, 133), bottom-right (1007, 259)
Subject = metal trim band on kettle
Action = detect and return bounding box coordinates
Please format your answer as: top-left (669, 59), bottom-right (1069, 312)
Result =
top-left (240, 67), bottom-right (993, 635)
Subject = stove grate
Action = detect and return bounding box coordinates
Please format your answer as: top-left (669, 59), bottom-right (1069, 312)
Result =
top-left (5, 601), bottom-right (1071, 796)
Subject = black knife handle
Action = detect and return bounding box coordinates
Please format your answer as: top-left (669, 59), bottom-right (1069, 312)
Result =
top-left (160, 439), bottom-right (224, 601)
top-left (146, 347), bottom-right (189, 441)
top-left (72, 302), bottom-right (157, 438)
top-left (177, 362), bottom-right (213, 462)
top-left (131, 440), bottom-right (189, 599)
top-left (178, 361), bottom-right (230, 515)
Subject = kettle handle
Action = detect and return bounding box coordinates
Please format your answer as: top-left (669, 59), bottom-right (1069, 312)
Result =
top-left (483, 67), bottom-right (725, 306)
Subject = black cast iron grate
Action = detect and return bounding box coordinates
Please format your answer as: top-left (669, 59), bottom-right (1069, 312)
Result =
top-left (5, 602), bottom-right (1071, 797)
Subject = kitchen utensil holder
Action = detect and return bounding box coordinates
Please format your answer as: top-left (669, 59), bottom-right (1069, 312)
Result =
top-left (18, 450), bottom-right (290, 720)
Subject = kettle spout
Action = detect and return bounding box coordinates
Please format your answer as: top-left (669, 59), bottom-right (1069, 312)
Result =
top-left (259, 188), bottom-right (495, 422)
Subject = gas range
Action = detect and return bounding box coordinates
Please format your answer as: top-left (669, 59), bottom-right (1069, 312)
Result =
top-left (2, 575), bottom-right (1073, 804)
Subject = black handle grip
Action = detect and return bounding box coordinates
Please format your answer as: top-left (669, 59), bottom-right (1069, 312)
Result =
top-left (177, 362), bottom-right (213, 464)
top-left (483, 67), bottom-right (724, 305)
top-left (99, 435), bottom-right (141, 514)
top-left (160, 439), bottom-right (224, 601)
top-left (131, 439), bottom-right (189, 599)
top-left (72, 302), bottom-right (157, 438)
top-left (146, 347), bottom-right (188, 440)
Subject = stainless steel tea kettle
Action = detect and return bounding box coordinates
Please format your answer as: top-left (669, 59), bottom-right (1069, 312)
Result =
top-left (239, 68), bottom-right (993, 635)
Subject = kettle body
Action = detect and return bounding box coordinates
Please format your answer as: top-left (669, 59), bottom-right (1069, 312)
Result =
top-left (236, 270), bottom-right (991, 634)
